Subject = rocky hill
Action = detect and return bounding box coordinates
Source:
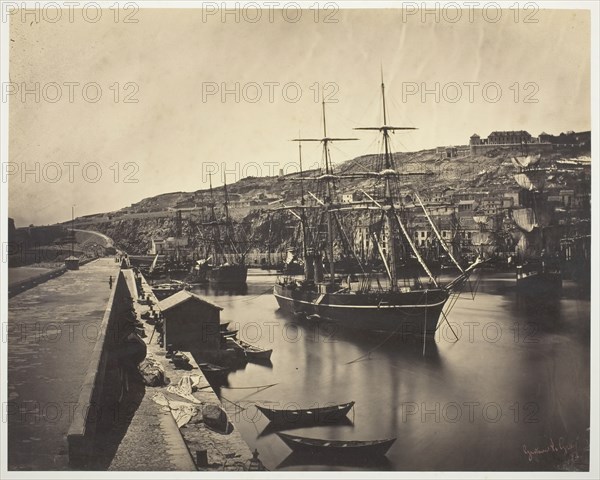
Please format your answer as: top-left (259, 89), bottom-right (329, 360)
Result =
top-left (66, 145), bottom-right (590, 255)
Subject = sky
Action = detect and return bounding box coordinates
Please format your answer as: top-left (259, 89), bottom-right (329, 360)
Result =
top-left (7, 6), bottom-right (591, 226)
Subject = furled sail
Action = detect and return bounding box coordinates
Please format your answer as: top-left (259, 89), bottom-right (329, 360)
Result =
top-left (512, 208), bottom-right (538, 233)
top-left (514, 171), bottom-right (546, 191)
top-left (511, 154), bottom-right (541, 169)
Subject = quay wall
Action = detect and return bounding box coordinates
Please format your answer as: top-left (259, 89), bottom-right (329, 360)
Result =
top-left (66, 266), bottom-right (136, 468)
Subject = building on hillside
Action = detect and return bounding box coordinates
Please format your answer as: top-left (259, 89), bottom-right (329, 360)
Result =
top-left (354, 221), bottom-right (390, 259)
top-left (149, 236), bottom-right (189, 256)
top-left (487, 131), bottom-right (532, 145)
top-left (458, 200), bottom-right (477, 212)
top-left (341, 192), bottom-right (361, 204)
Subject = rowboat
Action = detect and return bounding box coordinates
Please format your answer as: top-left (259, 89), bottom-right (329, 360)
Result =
top-left (219, 321), bottom-right (230, 331)
top-left (222, 329), bottom-right (239, 339)
top-left (276, 432), bottom-right (396, 457)
top-left (198, 362), bottom-right (230, 380)
top-left (233, 339), bottom-right (273, 361)
top-left (257, 401), bottom-right (354, 426)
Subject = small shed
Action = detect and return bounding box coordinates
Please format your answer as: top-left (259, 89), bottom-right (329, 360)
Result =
top-left (158, 290), bottom-right (222, 352)
top-left (65, 256), bottom-right (80, 270)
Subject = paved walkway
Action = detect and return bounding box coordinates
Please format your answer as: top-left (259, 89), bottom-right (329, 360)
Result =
top-left (108, 272), bottom-right (254, 471)
top-left (7, 258), bottom-right (120, 470)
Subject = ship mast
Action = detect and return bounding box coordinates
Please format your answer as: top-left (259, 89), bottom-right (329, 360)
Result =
top-left (207, 173), bottom-right (222, 264)
top-left (298, 138), bottom-right (311, 279)
top-left (322, 102), bottom-right (336, 284)
top-left (354, 74), bottom-right (417, 291)
top-left (292, 101), bottom-right (357, 285)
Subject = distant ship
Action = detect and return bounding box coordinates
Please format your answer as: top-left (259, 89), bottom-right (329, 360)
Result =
top-left (511, 153), bottom-right (562, 295)
top-left (273, 78), bottom-right (480, 334)
top-left (200, 174), bottom-right (248, 286)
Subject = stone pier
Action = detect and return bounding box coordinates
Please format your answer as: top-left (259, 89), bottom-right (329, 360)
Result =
top-left (107, 270), bottom-right (256, 471)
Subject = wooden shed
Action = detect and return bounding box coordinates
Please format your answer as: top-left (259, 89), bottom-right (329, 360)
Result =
top-left (64, 256), bottom-right (80, 270)
top-left (158, 290), bottom-right (222, 352)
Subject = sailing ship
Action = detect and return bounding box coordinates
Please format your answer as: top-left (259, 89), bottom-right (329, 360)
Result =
top-left (511, 152), bottom-right (562, 295)
top-left (198, 174), bottom-right (248, 286)
top-left (273, 78), bottom-right (480, 335)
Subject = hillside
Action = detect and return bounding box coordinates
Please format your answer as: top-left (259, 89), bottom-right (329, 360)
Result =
top-left (64, 145), bottom-right (590, 255)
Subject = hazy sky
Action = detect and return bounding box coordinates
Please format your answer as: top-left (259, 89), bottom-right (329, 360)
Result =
top-left (8, 7), bottom-right (591, 226)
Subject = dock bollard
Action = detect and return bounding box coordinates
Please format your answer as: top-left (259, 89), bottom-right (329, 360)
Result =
top-left (195, 449), bottom-right (208, 468)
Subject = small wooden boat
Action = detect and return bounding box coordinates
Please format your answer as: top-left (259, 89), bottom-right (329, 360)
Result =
top-left (198, 362), bottom-right (230, 379)
top-left (221, 329), bottom-right (239, 339)
top-left (233, 339), bottom-right (272, 361)
top-left (276, 432), bottom-right (396, 457)
top-left (219, 321), bottom-right (230, 332)
top-left (151, 281), bottom-right (188, 300)
top-left (257, 401), bottom-right (354, 426)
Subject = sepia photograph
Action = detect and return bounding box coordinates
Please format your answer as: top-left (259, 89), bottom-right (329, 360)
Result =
top-left (1, 1), bottom-right (597, 477)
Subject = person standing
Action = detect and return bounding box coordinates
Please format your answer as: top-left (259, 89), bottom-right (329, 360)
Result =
top-left (109, 275), bottom-right (113, 289)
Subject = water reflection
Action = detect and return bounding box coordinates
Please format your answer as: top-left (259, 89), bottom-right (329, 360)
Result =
top-left (277, 451), bottom-right (394, 471)
top-left (256, 416), bottom-right (355, 439)
top-left (190, 269), bottom-right (590, 471)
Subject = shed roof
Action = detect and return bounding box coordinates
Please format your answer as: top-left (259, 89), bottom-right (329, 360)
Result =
top-left (158, 290), bottom-right (223, 313)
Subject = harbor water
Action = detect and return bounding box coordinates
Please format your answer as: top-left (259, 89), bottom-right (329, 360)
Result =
top-left (192, 269), bottom-right (590, 471)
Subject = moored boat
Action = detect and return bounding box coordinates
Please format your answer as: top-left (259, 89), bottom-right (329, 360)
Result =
top-left (257, 401), bottom-right (354, 426)
top-left (511, 152), bottom-right (563, 296)
top-left (151, 281), bottom-right (188, 300)
top-left (272, 78), bottom-right (479, 335)
top-left (232, 339), bottom-right (272, 361)
top-left (276, 432), bottom-right (396, 457)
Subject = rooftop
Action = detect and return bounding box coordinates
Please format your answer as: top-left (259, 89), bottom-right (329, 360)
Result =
top-left (158, 290), bottom-right (223, 313)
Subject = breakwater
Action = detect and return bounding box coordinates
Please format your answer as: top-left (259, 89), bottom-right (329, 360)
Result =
top-left (8, 257), bottom-right (100, 298)
top-left (66, 266), bottom-right (255, 470)
top-left (66, 268), bottom-right (135, 468)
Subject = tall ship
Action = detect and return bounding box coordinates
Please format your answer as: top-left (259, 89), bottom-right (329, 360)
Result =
top-left (273, 79), bottom-right (480, 335)
top-left (194, 174), bottom-right (248, 286)
top-left (511, 153), bottom-right (562, 295)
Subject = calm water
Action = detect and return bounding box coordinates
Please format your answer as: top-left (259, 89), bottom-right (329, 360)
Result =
top-left (191, 269), bottom-right (590, 471)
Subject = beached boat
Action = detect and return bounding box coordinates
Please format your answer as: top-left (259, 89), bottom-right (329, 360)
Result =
top-left (257, 401), bottom-right (354, 426)
top-left (198, 362), bottom-right (230, 380)
top-left (276, 432), bottom-right (396, 457)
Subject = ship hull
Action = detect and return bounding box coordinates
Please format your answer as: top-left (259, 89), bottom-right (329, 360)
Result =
top-left (208, 264), bottom-right (248, 285)
top-left (516, 269), bottom-right (562, 296)
top-left (274, 283), bottom-right (448, 335)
